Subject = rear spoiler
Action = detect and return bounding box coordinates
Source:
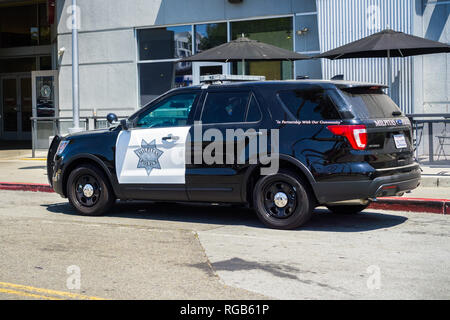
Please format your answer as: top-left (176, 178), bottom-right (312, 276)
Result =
top-left (337, 84), bottom-right (388, 94)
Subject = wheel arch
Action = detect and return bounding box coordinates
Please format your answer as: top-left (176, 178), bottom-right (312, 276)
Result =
top-left (243, 154), bottom-right (319, 206)
top-left (61, 154), bottom-right (119, 198)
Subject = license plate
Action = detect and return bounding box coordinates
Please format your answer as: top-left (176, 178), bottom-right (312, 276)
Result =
top-left (393, 134), bottom-right (407, 149)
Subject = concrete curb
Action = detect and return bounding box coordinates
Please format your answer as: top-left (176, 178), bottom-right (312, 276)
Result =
top-left (369, 197), bottom-right (449, 214)
top-left (0, 181), bottom-right (449, 214)
top-left (420, 176), bottom-right (450, 188)
top-left (0, 182), bottom-right (54, 193)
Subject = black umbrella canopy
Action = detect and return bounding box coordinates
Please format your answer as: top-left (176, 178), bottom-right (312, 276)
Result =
top-left (315, 29), bottom-right (450, 59)
top-left (180, 37), bottom-right (309, 62)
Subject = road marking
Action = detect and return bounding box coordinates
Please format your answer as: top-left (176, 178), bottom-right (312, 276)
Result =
top-left (0, 282), bottom-right (105, 300)
top-left (0, 288), bottom-right (62, 300)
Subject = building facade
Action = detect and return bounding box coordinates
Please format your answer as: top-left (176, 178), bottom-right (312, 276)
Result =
top-left (0, 0), bottom-right (449, 145)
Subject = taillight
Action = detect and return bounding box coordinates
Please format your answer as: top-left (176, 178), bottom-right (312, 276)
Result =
top-left (327, 125), bottom-right (367, 150)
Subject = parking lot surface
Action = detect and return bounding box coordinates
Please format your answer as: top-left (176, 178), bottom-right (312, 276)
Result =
top-left (0, 190), bottom-right (449, 300)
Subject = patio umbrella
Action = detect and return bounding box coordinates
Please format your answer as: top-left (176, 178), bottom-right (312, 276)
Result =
top-left (315, 29), bottom-right (450, 94)
top-left (180, 36), bottom-right (309, 75)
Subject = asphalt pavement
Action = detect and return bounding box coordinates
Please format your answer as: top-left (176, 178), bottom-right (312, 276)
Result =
top-left (0, 190), bottom-right (449, 300)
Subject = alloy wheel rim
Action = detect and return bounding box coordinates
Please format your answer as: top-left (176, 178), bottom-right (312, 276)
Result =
top-left (75, 174), bottom-right (101, 207)
top-left (263, 181), bottom-right (297, 219)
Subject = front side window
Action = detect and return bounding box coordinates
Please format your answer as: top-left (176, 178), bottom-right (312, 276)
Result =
top-left (278, 89), bottom-right (341, 121)
top-left (136, 92), bottom-right (199, 128)
top-left (201, 91), bottom-right (251, 124)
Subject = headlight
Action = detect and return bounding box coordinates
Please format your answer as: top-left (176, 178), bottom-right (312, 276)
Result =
top-left (56, 140), bottom-right (70, 155)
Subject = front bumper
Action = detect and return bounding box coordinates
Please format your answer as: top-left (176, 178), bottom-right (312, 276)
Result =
top-left (51, 163), bottom-right (65, 196)
top-left (314, 166), bottom-right (421, 204)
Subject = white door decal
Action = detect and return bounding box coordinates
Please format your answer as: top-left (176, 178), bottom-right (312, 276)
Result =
top-left (115, 126), bottom-right (190, 184)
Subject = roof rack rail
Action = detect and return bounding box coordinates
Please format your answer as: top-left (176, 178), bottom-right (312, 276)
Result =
top-left (200, 74), bottom-right (266, 84)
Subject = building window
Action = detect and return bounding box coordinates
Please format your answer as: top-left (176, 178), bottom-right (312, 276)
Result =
top-left (138, 26), bottom-right (193, 61)
top-left (0, 58), bottom-right (37, 73)
top-left (137, 17), bottom-right (296, 106)
top-left (137, 25), bottom-right (194, 106)
top-left (194, 23), bottom-right (227, 53)
top-left (231, 17), bottom-right (293, 80)
top-left (0, 3), bottom-right (50, 48)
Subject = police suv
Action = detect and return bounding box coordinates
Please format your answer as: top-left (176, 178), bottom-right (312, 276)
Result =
top-left (47, 80), bottom-right (421, 229)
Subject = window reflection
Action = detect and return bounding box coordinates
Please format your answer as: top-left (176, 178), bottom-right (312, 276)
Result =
top-left (0, 3), bottom-right (50, 48)
top-left (137, 18), bottom-right (297, 105)
top-left (138, 25), bottom-right (193, 61)
top-left (231, 17), bottom-right (293, 80)
top-left (194, 23), bottom-right (227, 53)
top-left (139, 62), bottom-right (192, 106)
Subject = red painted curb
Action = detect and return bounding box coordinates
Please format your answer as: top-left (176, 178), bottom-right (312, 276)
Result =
top-left (369, 197), bottom-right (449, 214)
top-left (0, 182), bottom-right (54, 193)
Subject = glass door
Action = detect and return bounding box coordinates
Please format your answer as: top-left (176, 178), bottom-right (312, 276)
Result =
top-left (0, 75), bottom-right (32, 140)
top-left (20, 76), bottom-right (32, 139)
top-left (1, 78), bottom-right (18, 138)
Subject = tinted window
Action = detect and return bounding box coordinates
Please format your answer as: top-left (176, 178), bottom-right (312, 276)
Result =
top-left (138, 26), bottom-right (192, 61)
top-left (136, 92), bottom-right (198, 128)
top-left (246, 95), bottom-right (262, 122)
top-left (339, 88), bottom-right (402, 119)
top-left (201, 91), bottom-right (250, 124)
top-left (278, 89), bottom-right (341, 120)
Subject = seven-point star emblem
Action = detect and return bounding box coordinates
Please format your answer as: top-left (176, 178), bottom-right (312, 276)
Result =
top-left (134, 139), bottom-right (163, 175)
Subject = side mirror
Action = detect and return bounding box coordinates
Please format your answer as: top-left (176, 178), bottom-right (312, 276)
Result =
top-left (106, 113), bottom-right (118, 124)
top-left (120, 119), bottom-right (129, 130)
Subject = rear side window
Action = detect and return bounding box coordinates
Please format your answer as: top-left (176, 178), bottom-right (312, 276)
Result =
top-left (246, 95), bottom-right (262, 122)
top-left (338, 88), bottom-right (402, 119)
top-left (278, 89), bottom-right (341, 121)
top-left (201, 91), bottom-right (250, 124)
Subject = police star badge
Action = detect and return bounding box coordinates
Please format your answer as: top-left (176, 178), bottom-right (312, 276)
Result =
top-left (134, 139), bottom-right (164, 175)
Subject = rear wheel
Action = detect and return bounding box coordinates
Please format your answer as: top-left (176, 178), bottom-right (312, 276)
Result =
top-left (326, 203), bottom-right (370, 214)
top-left (67, 164), bottom-right (115, 216)
top-left (253, 170), bottom-right (314, 229)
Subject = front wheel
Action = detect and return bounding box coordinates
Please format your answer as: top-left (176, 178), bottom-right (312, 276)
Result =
top-left (253, 170), bottom-right (314, 230)
top-left (67, 164), bottom-right (115, 216)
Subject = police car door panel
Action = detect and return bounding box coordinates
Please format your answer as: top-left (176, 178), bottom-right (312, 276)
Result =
top-left (115, 126), bottom-right (190, 185)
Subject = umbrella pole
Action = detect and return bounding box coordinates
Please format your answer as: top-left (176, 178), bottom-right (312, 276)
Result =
top-left (387, 49), bottom-right (392, 96)
top-left (242, 59), bottom-right (245, 75)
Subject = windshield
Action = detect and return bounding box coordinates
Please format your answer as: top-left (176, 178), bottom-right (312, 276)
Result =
top-left (337, 88), bottom-right (402, 119)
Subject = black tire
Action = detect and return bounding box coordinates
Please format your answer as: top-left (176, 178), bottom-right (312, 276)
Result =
top-left (253, 169), bottom-right (314, 229)
top-left (326, 203), bottom-right (370, 215)
top-left (67, 164), bottom-right (115, 216)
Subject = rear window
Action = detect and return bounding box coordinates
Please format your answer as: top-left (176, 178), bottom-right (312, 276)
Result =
top-left (277, 89), bottom-right (341, 121)
top-left (338, 88), bottom-right (402, 119)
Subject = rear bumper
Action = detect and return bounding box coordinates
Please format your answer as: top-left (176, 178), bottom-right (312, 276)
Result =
top-left (314, 166), bottom-right (421, 204)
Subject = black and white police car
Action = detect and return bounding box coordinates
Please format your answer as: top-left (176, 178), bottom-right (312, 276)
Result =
top-left (47, 80), bottom-right (421, 229)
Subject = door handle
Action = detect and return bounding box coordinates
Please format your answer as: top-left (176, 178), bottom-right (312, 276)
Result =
top-left (162, 134), bottom-right (179, 141)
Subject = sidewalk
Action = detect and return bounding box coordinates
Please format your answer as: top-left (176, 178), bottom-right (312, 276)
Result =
top-left (0, 149), bottom-right (448, 214)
